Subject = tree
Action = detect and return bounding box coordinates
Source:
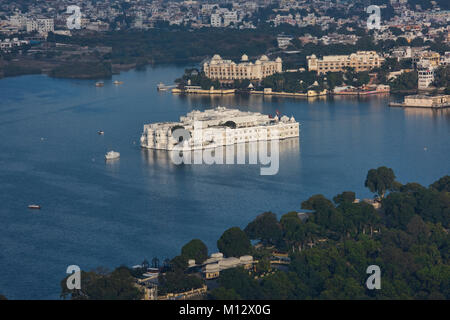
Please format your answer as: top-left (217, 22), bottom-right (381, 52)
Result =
top-left (333, 191), bottom-right (356, 205)
top-left (209, 287), bottom-right (242, 300)
top-left (430, 175), bottom-right (450, 192)
top-left (244, 212), bottom-right (282, 245)
top-left (217, 227), bottom-right (252, 257)
top-left (60, 267), bottom-right (144, 300)
top-left (365, 167), bottom-right (396, 198)
top-left (181, 239), bottom-right (208, 264)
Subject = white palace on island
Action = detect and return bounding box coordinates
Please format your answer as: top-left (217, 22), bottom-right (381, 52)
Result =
top-left (140, 107), bottom-right (299, 151)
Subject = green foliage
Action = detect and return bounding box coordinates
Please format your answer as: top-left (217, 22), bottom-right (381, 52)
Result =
top-left (211, 169), bottom-right (449, 300)
top-left (244, 212), bottom-right (283, 245)
top-left (365, 166), bottom-right (396, 198)
top-left (217, 267), bottom-right (261, 299)
top-left (389, 71), bottom-right (418, 91)
top-left (60, 266), bottom-right (143, 300)
top-left (430, 175), bottom-right (450, 192)
top-left (209, 287), bottom-right (242, 300)
top-left (217, 227), bottom-right (252, 257)
top-left (158, 270), bottom-right (204, 295)
top-left (181, 239), bottom-right (208, 264)
top-left (51, 29), bottom-right (276, 65)
top-left (333, 191), bottom-right (356, 205)
top-left (50, 61), bottom-right (112, 79)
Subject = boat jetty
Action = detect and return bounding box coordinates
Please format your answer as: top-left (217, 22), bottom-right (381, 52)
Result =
top-left (389, 94), bottom-right (450, 109)
top-left (157, 82), bottom-right (177, 91)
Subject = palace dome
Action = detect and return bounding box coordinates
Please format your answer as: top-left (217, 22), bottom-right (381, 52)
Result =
top-left (260, 55), bottom-right (269, 61)
top-left (241, 54), bottom-right (249, 61)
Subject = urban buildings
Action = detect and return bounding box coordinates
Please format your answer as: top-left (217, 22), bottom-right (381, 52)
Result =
top-left (203, 54), bottom-right (282, 81)
top-left (307, 51), bottom-right (385, 74)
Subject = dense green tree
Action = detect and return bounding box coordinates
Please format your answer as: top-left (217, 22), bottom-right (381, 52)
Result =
top-left (244, 212), bottom-right (282, 245)
top-left (333, 191), bottom-right (356, 205)
top-left (158, 270), bottom-right (204, 295)
top-left (181, 239), bottom-right (208, 264)
top-left (209, 287), bottom-right (242, 300)
top-left (217, 227), bottom-right (252, 257)
top-left (365, 166), bottom-right (396, 198)
top-left (430, 175), bottom-right (450, 192)
top-left (60, 267), bottom-right (144, 300)
top-left (217, 267), bottom-right (261, 299)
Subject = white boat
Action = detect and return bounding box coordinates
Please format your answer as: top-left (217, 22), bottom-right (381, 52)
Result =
top-left (105, 151), bottom-right (120, 160)
top-left (28, 204), bottom-right (41, 209)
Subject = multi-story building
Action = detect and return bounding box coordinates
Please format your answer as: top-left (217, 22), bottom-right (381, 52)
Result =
top-left (203, 54), bottom-right (282, 81)
top-left (417, 62), bottom-right (435, 89)
top-left (223, 11), bottom-right (238, 27)
top-left (412, 50), bottom-right (440, 68)
top-left (26, 18), bottom-right (54, 34)
top-left (210, 13), bottom-right (221, 27)
top-left (307, 51), bottom-right (385, 74)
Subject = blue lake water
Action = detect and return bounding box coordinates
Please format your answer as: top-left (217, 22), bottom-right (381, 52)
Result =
top-left (0, 65), bottom-right (449, 299)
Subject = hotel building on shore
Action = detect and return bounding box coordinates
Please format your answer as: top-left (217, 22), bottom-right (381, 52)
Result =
top-left (306, 51), bottom-right (384, 74)
top-left (417, 61), bottom-right (436, 89)
top-left (203, 54), bottom-right (282, 81)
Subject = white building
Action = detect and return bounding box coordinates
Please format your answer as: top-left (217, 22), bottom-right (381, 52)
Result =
top-left (223, 11), bottom-right (238, 27)
top-left (417, 62), bottom-right (435, 89)
top-left (140, 107), bottom-right (299, 151)
top-left (307, 51), bottom-right (384, 74)
top-left (277, 35), bottom-right (293, 49)
top-left (26, 18), bottom-right (54, 34)
top-left (202, 253), bottom-right (256, 279)
top-left (210, 13), bottom-right (222, 27)
top-left (0, 38), bottom-right (29, 51)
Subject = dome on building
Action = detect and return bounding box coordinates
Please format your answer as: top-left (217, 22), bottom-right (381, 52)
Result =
top-left (241, 54), bottom-right (248, 61)
top-left (260, 55), bottom-right (269, 61)
top-left (205, 263), bottom-right (219, 272)
top-left (239, 256), bottom-right (253, 263)
top-left (211, 252), bottom-right (223, 259)
top-left (255, 59), bottom-right (261, 65)
top-left (290, 116), bottom-right (296, 122)
top-left (275, 57), bottom-right (282, 63)
top-left (219, 257), bottom-right (240, 268)
top-left (212, 54), bottom-right (222, 60)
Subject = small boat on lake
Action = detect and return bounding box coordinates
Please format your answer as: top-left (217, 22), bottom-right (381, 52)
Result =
top-left (105, 151), bottom-right (120, 160)
top-left (95, 82), bottom-right (104, 87)
top-left (113, 80), bottom-right (123, 85)
top-left (28, 204), bottom-right (41, 210)
top-left (98, 130), bottom-right (104, 135)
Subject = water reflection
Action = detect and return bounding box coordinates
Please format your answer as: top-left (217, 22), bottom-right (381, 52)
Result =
top-left (403, 107), bottom-right (450, 120)
top-left (141, 138), bottom-right (300, 169)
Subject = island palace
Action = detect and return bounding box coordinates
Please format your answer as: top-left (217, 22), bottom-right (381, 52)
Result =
top-left (140, 107), bottom-right (299, 151)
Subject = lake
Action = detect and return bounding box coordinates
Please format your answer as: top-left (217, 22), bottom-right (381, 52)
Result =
top-left (0, 65), bottom-right (449, 299)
